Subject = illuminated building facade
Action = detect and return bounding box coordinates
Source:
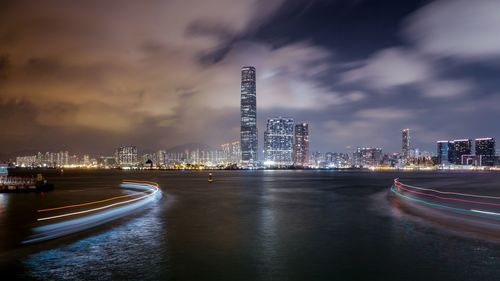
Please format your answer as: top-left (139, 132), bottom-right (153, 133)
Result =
top-left (325, 152), bottom-right (350, 167)
top-left (402, 128), bottom-right (410, 165)
top-left (452, 139), bottom-right (472, 165)
top-left (240, 66), bottom-right (258, 163)
top-left (232, 141), bottom-right (241, 163)
top-left (83, 154), bottom-right (90, 165)
top-left (475, 137), bottom-right (496, 166)
top-left (264, 117), bottom-right (294, 165)
top-left (436, 141), bottom-right (452, 165)
top-left (97, 156), bottom-right (116, 167)
top-left (293, 123), bottom-right (309, 166)
top-left (311, 151), bottom-right (323, 166)
top-left (115, 146), bottom-right (138, 167)
top-left (15, 151), bottom-right (69, 167)
top-left (353, 147), bottom-right (383, 167)
top-left (221, 141), bottom-right (241, 163)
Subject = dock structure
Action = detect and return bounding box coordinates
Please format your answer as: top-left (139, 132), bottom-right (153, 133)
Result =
top-left (0, 173), bottom-right (53, 193)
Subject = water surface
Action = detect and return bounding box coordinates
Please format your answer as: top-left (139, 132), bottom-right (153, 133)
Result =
top-left (1, 170), bottom-right (499, 280)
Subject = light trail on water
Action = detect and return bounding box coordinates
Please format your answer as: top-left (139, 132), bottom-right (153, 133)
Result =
top-left (394, 178), bottom-right (500, 200)
top-left (23, 180), bottom-right (162, 244)
top-left (37, 193), bottom-right (140, 212)
top-left (394, 181), bottom-right (500, 207)
top-left (391, 186), bottom-right (471, 213)
top-left (391, 179), bottom-right (500, 221)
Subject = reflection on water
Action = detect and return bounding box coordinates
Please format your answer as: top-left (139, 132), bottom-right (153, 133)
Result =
top-left (0, 194), bottom-right (8, 251)
top-left (0, 194), bottom-right (7, 213)
top-left (24, 200), bottom-right (167, 280)
top-left (1, 170), bottom-right (500, 280)
top-left (256, 181), bottom-right (280, 280)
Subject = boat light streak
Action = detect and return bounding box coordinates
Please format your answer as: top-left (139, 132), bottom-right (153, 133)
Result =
top-left (470, 209), bottom-right (500, 216)
top-left (395, 183), bottom-right (500, 207)
top-left (391, 187), bottom-right (469, 213)
top-left (38, 193), bottom-right (141, 212)
top-left (37, 181), bottom-right (159, 221)
top-left (394, 178), bottom-right (500, 200)
top-left (23, 181), bottom-right (162, 244)
top-left (391, 187), bottom-right (500, 219)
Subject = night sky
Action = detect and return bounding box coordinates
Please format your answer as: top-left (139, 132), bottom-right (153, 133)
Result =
top-left (1, 0), bottom-right (499, 157)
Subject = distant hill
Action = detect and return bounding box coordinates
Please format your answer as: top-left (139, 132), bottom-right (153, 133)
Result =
top-left (166, 142), bottom-right (215, 152)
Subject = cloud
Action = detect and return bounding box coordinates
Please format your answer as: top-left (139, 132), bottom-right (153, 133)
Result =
top-left (342, 47), bottom-right (433, 90)
top-left (340, 45), bottom-right (477, 101)
top-left (319, 106), bottom-right (414, 149)
top-left (184, 41), bottom-right (354, 111)
top-left (1, 0), bottom-right (497, 156)
top-left (0, 1), bottom-right (289, 128)
top-left (355, 107), bottom-right (412, 120)
top-left (419, 79), bottom-right (474, 98)
top-left (405, 0), bottom-right (500, 60)
top-left (0, 0), bottom-right (371, 153)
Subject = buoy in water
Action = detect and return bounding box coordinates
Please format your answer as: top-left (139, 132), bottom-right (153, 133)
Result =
top-left (208, 173), bottom-right (214, 183)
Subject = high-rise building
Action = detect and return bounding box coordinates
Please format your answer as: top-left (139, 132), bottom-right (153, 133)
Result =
top-left (475, 137), bottom-right (496, 166)
top-left (437, 141), bottom-right (452, 165)
top-left (452, 139), bottom-right (472, 165)
top-left (353, 147), bottom-right (383, 167)
top-left (231, 141), bottom-right (241, 163)
top-left (264, 117), bottom-right (294, 165)
top-left (293, 123), bottom-right (309, 166)
top-left (240, 66), bottom-right (258, 163)
top-left (83, 154), bottom-right (90, 165)
top-left (97, 156), bottom-right (116, 167)
top-left (115, 146), bottom-right (138, 167)
top-left (221, 142), bottom-right (231, 162)
top-left (220, 141), bottom-right (241, 163)
top-left (311, 151), bottom-right (324, 166)
top-left (157, 150), bottom-right (167, 166)
top-left (324, 152), bottom-right (349, 168)
top-left (402, 128), bottom-right (410, 165)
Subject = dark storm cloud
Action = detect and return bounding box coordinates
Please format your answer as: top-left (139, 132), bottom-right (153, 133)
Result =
top-left (0, 0), bottom-right (499, 158)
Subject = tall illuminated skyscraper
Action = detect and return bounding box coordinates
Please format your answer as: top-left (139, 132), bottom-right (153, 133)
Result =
top-left (240, 66), bottom-right (257, 163)
top-left (264, 117), bottom-right (294, 165)
top-left (293, 123), bottom-right (309, 166)
top-left (402, 128), bottom-right (410, 165)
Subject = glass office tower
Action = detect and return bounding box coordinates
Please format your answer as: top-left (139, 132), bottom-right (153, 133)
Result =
top-left (264, 117), bottom-right (294, 165)
top-left (240, 66), bottom-right (258, 163)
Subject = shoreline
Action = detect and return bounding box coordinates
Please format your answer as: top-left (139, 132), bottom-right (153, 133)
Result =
top-left (6, 166), bottom-right (500, 172)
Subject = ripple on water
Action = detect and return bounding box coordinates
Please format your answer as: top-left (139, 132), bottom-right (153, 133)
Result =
top-left (23, 204), bottom-right (167, 281)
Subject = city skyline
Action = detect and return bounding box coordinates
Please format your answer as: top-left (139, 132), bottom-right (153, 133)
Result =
top-left (1, 0), bottom-right (500, 157)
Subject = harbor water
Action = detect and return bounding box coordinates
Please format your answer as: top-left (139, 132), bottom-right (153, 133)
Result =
top-left (1, 170), bottom-right (500, 280)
